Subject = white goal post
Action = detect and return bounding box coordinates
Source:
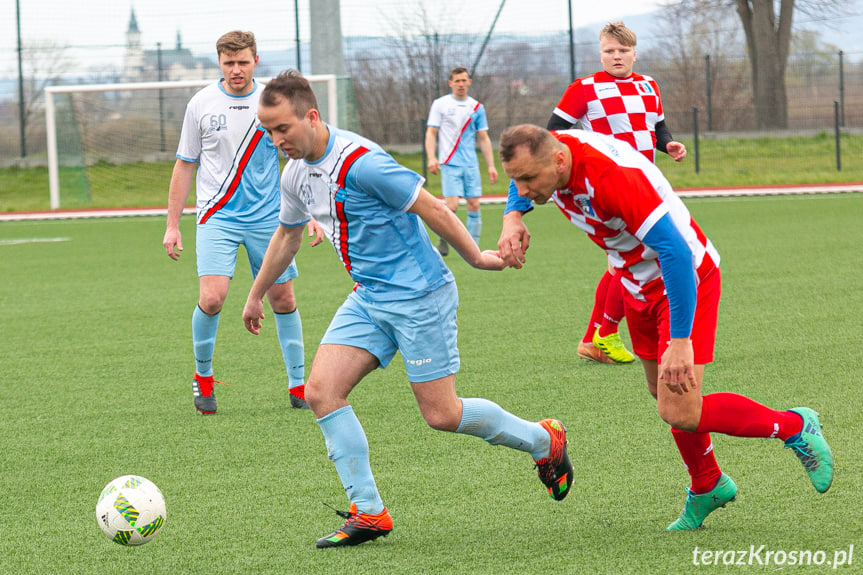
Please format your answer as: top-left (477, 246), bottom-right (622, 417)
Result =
top-left (45, 75), bottom-right (339, 210)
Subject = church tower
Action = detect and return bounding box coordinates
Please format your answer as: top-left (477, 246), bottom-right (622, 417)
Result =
top-left (123, 8), bottom-right (144, 81)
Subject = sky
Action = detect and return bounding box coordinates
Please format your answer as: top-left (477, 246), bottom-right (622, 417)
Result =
top-left (2, 0), bottom-right (661, 62)
top-left (4, 0), bottom-right (863, 83)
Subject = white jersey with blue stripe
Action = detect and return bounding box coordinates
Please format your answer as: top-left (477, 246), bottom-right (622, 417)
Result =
top-left (176, 80), bottom-right (280, 228)
top-left (427, 94), bottom-right (489, 167)
top-left (278, 126), bottom-right (454, 301)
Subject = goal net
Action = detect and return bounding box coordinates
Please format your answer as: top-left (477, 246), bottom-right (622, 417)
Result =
top-left (45, 75), bottom-right (356, 209)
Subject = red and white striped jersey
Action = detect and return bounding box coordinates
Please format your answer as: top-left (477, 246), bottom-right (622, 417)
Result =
top-left (550, 130), bottom-right (719, 302)
top-left (426, 94), bottom-right (488, 166)
top-left (176, 80), bottom-right (280, 228)
top-left (551, 71), bottom-right (664, 162)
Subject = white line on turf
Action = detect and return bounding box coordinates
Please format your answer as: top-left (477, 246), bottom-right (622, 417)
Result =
top-left (0, 237), bottom-right (71, 246)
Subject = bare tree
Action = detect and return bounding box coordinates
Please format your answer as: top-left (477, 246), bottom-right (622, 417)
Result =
top-left (666, 0), bottom-right (846, 129)
top-left (345, 4), bottom-right (480, 145)
top-left (735, 0), bottom-right (794, 128)
top-left (648, 0), bottom-right (751, 130)
top-left (17, 40), bottom-right (75, 155)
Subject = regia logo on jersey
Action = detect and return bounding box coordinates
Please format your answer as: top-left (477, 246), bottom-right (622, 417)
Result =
top-left (445, 105), bottom-right (469, 117)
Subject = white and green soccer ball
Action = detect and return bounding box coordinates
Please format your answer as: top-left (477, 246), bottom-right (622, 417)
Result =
top-left (96, 475), bottom-right (166, 545)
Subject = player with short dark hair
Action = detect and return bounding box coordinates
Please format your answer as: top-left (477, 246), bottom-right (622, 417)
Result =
top-left (243, 70), bottom-right (573, 548)
top-left (425, 66), bottom-right (498, 254)
top-left (498, 123), bottom-right (834, 530)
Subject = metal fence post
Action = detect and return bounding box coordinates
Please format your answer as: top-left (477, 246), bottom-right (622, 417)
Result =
top-left (157, 42), bottom-right (166, 153)
top-left (421, 119), bottom-right (428, 183)
top-left (692, 107), bottom-right (700, 174)
top-left (838, 50), bottom-right (845, 128)
top-left (705, 54), bottom-right (712, 132)
top-left (834, 101), bottom-right (841, 172)
top-left (16, 0), bottom-right (26, 158)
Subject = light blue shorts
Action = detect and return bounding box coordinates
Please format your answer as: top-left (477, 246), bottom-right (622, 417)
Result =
top-left (440, 164), bottom-right (483, 199)
top-left (321, 281), bottom-right (460, 382)
top-left (195, 224), bottom-right (298, 283)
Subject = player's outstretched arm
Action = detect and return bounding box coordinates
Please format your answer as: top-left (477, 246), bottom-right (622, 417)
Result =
top-left (642, 213), bottom-right (697, 394)
top-left (497, 210), bottom-right (530, 269)
top-left (410, 189), bottom-right (504, 271)
top-left (243, 224), bottom-right (304, 335)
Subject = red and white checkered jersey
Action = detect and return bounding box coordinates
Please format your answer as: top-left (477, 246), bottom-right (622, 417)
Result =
top-left (427, 94), bottom-right (487, 166)
top-left (551, 130), bottom-right (719, 302)
top-left (552, 71), bottom-right (664, 162)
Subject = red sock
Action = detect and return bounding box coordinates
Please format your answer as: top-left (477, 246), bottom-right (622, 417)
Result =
top-left (583, 271), bottom-right (614, 343)
top-left (696, 392), bottom-right (803, 440)
top-left (671, 428), bottom-right (722, 494)
top-left (598, 272), bottom-right (625, 338)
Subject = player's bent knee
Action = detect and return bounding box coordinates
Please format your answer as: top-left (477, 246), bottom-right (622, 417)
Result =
top-left (657, 403), bottom-right (700, 432)
top-left (304, 382), bottom-right (345, 418)
top-left (198, 296), bottom-right (225, 315)
top-left (422, 409), bottom-right (460, 432)
top-left (268, 285), bottom-right (297, 313)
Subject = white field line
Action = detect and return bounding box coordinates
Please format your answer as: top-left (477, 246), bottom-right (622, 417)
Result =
top-left (1, 185), bottom-right (862, 222)
top-left (0, 237), bottom-right (71, 245)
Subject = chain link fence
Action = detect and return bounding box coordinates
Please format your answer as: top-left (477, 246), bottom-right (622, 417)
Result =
top-left (3, 30), bottom-right (863, 176)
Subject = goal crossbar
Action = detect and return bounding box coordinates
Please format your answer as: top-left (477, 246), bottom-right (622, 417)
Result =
top-left (45, 75), bottom-right (338, 210)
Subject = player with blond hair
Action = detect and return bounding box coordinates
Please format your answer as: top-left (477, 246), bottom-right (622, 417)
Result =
top-left (548, 22), bottom-right (686, 365)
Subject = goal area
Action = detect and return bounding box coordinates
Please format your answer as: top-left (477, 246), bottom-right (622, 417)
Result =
top-left (45, 75), bottom-right (355, 210)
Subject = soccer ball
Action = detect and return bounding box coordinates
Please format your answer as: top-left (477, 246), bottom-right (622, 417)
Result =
top-left (95, 475), bottom-right (166, 545)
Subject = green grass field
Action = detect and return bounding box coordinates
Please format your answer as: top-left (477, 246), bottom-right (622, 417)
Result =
top-left (2, 133), bottom-right (863, 212)
top-left (1, 195), bottom-right (861, 574)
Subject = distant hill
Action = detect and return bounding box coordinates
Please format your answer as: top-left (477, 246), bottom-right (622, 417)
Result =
top-left (3, 4), bottom-right (862, 101)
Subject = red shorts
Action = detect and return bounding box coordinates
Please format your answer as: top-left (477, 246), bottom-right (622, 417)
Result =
top-left (624, 268), bottom-right (720, 364)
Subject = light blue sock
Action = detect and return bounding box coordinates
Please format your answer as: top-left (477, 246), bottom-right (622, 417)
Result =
top-left (456, 398), bottom-right (551, 460)
top-left (274, 308), bottom-right (304, 389)
top-left (192, 305), bottom-right (219, 377)
top-left (317, 405), bottom-right (385, 514)
top-left (466, 211), bottom-right (482, 245)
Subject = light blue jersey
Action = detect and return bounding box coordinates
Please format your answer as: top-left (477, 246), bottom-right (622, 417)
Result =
top-left (278, 125), bottom-right (454, 301)
top-left (176, 80), bottom-right (280, 229)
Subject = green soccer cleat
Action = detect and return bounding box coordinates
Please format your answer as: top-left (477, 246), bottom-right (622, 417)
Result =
top-left (784, 407), bottom-right (834, 493)
top-left (666, 473), bottom-right (737, 531)
top-left (437, 238), bottom-right (449, 257)
top-left (592, 329), bottom-right (635, 364)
